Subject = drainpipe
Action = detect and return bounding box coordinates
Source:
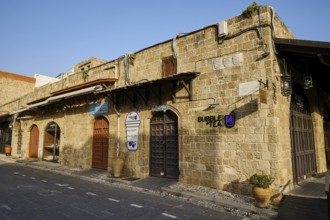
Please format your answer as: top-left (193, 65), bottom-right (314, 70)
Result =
top-left (114, 105), bottom-right (121, 158)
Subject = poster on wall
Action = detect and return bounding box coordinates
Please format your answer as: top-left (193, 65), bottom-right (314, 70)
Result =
top-left (125, 112), bottom-right (141, 151)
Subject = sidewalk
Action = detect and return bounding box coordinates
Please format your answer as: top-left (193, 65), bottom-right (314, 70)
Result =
top-left (0, 155), bottom-right (299, 219)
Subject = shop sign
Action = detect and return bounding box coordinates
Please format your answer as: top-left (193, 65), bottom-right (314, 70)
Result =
top-left (197, 112), bottom-right (235, 128)
top-left (89, 102), bottom-right (108, 115)
top-left (125, 112), bottom-right (141, 151)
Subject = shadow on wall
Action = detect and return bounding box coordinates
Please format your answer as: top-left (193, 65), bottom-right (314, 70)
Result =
top-left (231, 98), bottom-right (259, 121)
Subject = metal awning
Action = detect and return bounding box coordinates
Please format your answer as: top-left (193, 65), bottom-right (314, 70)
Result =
top-left (96, 72), bottom-right (200, 107)
top-left (275, 38), bottom-right (330, 85)
top-left (10, 85), bottom-right (103, 115)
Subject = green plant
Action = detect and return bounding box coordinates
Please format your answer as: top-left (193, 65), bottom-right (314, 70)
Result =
top-left (82, 70), bottom-right (89, 80)
top-left (249, 173), bottom-right (274, 188)
top-left (129, 53), bottom-right (136, 65)
top-left (241, 2), bottom-right (259, 18)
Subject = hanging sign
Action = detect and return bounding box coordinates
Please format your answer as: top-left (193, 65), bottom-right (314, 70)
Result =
top-left (125, 112), bottom-right (141, 150)
top-left (89, 102), bottom-right (109, 115)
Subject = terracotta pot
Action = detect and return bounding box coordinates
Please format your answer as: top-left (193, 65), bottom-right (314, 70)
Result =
top-left (252, 186), bottom-right (272, 208)
top-left (5, 146), bottom-right (11, 156)
top-left (112, 157), bottom-right (124, 178)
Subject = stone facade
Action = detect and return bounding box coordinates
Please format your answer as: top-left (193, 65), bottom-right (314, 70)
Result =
top-left (1, 5), bottom-right (329, 195)
top-left (0, 70), bottom-right (35, 107)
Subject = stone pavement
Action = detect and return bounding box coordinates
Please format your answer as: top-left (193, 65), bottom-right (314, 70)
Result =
top-left (0, 154), bottom-right (328, 219)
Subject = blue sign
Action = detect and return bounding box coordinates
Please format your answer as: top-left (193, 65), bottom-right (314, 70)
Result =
top-left (89, 102), bottom-right (109, 115)
top-left (224, 114), bottom-right (235, 128)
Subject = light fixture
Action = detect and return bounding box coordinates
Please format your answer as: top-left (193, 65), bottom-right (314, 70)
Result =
top-left (280, 59), bottom-right (292, 96)
top-left (303, 58), bottom-right (313, 89)
top-left (209, 98), bottom-right (219, 108)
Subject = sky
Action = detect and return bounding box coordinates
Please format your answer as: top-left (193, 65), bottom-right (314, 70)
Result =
top-left (1, 0), bottom-right (329, 78)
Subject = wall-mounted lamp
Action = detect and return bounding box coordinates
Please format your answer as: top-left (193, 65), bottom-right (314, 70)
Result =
top-left (209, 98), bottom-right (219, 108)
top-left (280, 59), bottom-right (292, 96)
top-left (303, 58), bottom-right (313, 89)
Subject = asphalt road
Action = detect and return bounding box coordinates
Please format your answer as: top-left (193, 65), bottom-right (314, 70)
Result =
top-left (0, 160), bottom-right (242, 220)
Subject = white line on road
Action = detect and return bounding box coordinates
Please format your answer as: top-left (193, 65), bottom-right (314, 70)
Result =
top-left (13, 172), bottom-right (19, 175)
top-left (41, 180), bottom-right (47, 183)
top-left (130, 204), bottom-right (143, 208)
top-left (67, 187), bottom-right (75, 190)
top-left (22, 174), bottom-right (26, 176)
top-left (56, 183), bottom-right (69, 187)
top-left (161, 213), bottom-right (177, 219)
top-left (108, 198), bottom-right (120, 202)
top-left (86, 192), bottom-right (97, 196)
top-left (0, 204), bottom-right (12, 211)
top-left (31, 177), bottom-right (36, 180)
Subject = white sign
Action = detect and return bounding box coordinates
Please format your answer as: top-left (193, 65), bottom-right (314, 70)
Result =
top-left (125, 112), bottom-right (141, 151)
top-left (239, 80), bottom-right (259, 96)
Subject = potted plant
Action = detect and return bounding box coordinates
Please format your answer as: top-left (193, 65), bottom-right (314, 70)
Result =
top-left (249, 173), bottom-right (274, 208)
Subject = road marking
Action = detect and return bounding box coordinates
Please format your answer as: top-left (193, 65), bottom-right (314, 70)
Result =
top-left (31, 177), bottom-right (36, 180)
top-left (108, 198), bottom-right (120, 202)
top-left (22, 174), bottom-right (26, 177)
top-left (161, 213), bottom-right (177, 219)
top-left (0, 204), bottom-right (12, 211)
top-left (41, 180), bottom-right (47, 183)
top-left (56, 183), bottom-right (69, 187)
top-left (13, 172), bottom-right (19, 175)
top-left (67, 187), bottom-right (75, 190)
top-left (130, 204), bottom-right (143, 208)
top-left (86, 192), bottom-right (96, 196)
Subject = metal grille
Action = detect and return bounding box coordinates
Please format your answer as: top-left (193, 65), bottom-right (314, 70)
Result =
top-left (290, 91), bottom-right (316, 183)
top-left (29, 125), bottom-right (39, 158)
top-left (92, 117), bottom-right (109, 169)
top-left (150, 111), bottom-right (179, 179)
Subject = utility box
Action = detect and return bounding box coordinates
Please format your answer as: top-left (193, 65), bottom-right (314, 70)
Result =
top-left (218, 20), bottom-right (228, 38)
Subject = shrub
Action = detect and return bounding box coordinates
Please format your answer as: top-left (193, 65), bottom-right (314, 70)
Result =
top-left (249, 173), bottom-right (274, 188)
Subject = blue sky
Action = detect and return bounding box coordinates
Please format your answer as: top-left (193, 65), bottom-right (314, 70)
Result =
top-left (1, 0), bottom-right (329, 78)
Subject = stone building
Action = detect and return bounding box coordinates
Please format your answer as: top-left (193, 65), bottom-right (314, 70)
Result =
top-left (0, 70), bottom-right (35, 154)
top-left (0, 5), bottom-right (329, 194)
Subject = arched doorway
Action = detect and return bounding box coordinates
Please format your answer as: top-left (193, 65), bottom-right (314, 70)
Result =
top-left (29, 125), bottom-right (39, 158)
top-left (324, 107), bottom-right (330, 170)
top-left (290, 87), bottom-right (316, 183)
top-left (150, 110), bottom-right (179, 179)
top-left (92, 116), bottom-right (109, 169)
top-left (43, 122), bottom-right (61, 162)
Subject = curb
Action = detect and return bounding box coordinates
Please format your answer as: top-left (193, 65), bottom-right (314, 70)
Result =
top-left (161, 187), bottom-right (278, 219)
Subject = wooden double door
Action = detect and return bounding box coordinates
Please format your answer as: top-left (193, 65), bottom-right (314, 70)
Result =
top-left (290, 88), bottom-right (316, 183)
top-left (150, 110), bottom-right (179, 179)
top-left (92, 117), bottom-right (109, 169)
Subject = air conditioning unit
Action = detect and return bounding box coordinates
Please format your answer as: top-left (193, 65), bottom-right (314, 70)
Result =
top-left (218, 20), bottom-right (228, 38)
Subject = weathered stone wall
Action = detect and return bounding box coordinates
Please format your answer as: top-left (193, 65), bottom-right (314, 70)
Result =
top-left (7, 5), bottom-right (329, 196)
top-left (0, 71), bottom-right (35, 107)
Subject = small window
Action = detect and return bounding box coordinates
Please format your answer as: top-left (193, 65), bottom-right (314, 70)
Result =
top-left (162, 56), bottom-right (177, 77)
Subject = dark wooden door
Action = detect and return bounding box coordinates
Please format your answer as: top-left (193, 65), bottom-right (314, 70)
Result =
top-left (150, 110), bottom-right (179, 179)
top-left (324, 108), bottom-right (330, 170)
top-left (290, 88), bottom-right (316, 183)
top-left (29, 125), bottom-right (39, 158)
top-left (92, 117), bottom-right (109, 169)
